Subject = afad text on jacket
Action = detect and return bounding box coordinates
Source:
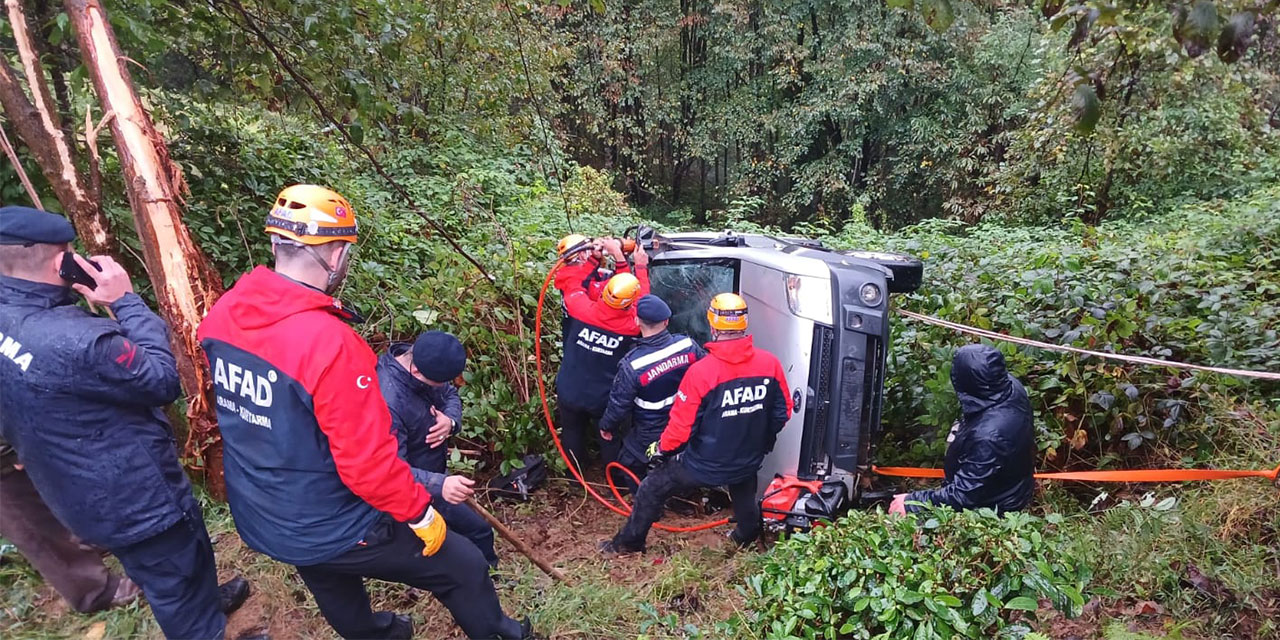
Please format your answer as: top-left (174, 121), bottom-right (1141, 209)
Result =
top-left (658, 335), bottom-right (792, 486)
top-left (198, 267), bottom-right (429, 566)
top-left (553, 262), bottom-right (649, 414)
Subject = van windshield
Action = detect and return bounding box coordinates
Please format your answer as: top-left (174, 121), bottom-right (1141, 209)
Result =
top-left (648, 259), bottom-right (739, 345)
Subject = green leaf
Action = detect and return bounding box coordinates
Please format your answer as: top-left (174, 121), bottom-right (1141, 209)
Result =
top-left (936, 595), bottom-right (962, 607)
top-left (887, 0), bottom-right (915, 9)
top-left (1005, 596), bottom-right (1040, 611)
top-left (971, 589), bottom-right (989, 617)
top-left (920, 0), bottom-right (955, 32)
top-left (588, 0), bottom-right (606, 14)
top-left (349, 121), bottom-right (365, 146)
top-left (1071, 84), bottom-right (1101, 135)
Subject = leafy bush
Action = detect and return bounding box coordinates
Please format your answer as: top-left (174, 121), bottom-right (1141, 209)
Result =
top-left (159, 99), bottom-right (645, 472)
top-left (815, 187), bottom-right (1280, 467)
top-left (737, 506), bottom-right (1090, 639)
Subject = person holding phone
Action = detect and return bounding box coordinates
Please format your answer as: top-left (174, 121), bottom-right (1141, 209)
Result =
top-left (0, 206), bottom-right (259, 640)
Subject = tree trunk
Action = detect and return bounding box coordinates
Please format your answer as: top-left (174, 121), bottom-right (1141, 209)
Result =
top-left (64, 0), bottom-right (227, 498)
top-left (0, 0), bottom-right (114, 254)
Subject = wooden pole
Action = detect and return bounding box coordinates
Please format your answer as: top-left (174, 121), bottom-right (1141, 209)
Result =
top-left (465, 497), bottom-right (571, 585)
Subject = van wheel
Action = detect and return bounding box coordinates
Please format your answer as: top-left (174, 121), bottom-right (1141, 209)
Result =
top-left (840, 250), bottom-right (923, 294)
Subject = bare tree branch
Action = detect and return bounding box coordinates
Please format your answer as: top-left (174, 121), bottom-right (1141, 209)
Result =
top-left (0, 0), bottom-right (115, 254)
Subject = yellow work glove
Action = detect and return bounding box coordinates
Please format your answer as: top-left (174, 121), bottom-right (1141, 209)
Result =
top-left (409, 505), bottom-right (448, 556)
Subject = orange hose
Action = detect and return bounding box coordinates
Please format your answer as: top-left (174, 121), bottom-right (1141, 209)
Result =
top-left (873, 464), bottom-right (1280, 483)
top-left (534, 258), bottom-right (728, 533)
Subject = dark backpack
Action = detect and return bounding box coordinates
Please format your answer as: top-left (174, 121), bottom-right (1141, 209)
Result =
top-left (486, 454), bottom-right (548, 502)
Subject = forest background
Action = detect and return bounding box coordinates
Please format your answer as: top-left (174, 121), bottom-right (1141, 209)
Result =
top-left (2, 0), bottom-right (1278, 638)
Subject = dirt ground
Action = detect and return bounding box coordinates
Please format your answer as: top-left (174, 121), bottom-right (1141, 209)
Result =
top-left (212, 476), bottom-right (750, 640)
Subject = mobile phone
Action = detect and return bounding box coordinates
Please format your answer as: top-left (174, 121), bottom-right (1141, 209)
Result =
top-left (58, 251), bottom-right (102, 290)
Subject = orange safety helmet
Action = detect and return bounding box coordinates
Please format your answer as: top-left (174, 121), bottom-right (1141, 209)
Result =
top-left (707, 293), bottom-right (748, 332)
top-left (601, 273), bottom-right (642, 310)
top-left (265, 185), bottom-right (359, 245)
top-left (557, 234), bottom-right (589, 256)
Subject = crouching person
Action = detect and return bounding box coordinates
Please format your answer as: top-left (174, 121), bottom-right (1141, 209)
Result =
top-left (601, 293), bottom-right (792, 554)
top-left (890, 344), bottom-right (1035, 515)
top-left (199, 186), bottom-right (529, 640)
top-left (377, 330), bottom-right (498, 567)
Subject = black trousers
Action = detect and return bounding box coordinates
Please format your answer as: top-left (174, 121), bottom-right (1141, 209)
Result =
top-left (559, 404), bottom-right (620, 474)
top-left (111, 504), bottom-right (225, 640)
top-left (612, 458), bottom-right (761, 550)
top-left (610, 450), bottom-right (649, 495)
top-left (296, 516), bottom-right (522, 640)
top-left (0, 467), bottom-right (121, 613)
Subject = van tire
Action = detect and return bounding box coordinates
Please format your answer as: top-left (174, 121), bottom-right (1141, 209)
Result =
top-left (840, 250), bottom-right (923, 294)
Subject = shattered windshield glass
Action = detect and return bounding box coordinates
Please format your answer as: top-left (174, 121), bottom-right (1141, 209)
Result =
top-left (649, 259), bottom-right (739, 345)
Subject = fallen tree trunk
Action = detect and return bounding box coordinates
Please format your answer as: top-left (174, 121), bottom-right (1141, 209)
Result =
top-left (65, 0), bottom-right (227, 497)
top-left (0, 0), bottom-right (114, 254)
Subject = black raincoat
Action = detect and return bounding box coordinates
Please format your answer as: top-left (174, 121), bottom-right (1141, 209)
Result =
top-left (906, 344), bottom-right (1035, 513)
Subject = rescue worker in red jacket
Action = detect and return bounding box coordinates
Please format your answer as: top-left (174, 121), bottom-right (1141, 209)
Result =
top-left (198, 185), bottom-right (529, 640)
top-left (554, 234), bottom-right (635, 301)
top-left (601, 293), bottom-right (793, 554)
top-left (554, 238), bottom-right (650, 474)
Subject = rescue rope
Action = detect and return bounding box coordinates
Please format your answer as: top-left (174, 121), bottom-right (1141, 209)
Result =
top-left (895, 309), bottom-right (1280, 381)
top-left (534, 258), bottom-right (728, 533)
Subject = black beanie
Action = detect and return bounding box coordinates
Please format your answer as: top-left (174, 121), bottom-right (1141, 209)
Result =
top-left (411, 331), bottom-right (466, 383)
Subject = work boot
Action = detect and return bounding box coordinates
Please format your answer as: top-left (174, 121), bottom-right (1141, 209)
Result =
top-left (386, 614), bottom-right (413, 640)
top-left (219, 576), bottom-right (251, 615)
top-left (727, 528), bottom-right (757, 550)
top-left (519, 616), bottom-right (542, 640)
top-left (598, 539), bottom-right (644, 556)
top-left (109, 576), bottom-right (143, 608)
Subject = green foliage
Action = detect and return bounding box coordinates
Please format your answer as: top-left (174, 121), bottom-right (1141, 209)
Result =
top-left (821, 187), bottom-right (1280, 467)
top-left (157, 98), bottom-right (641, 472)
top-left (993, 0), bottom-right (1280, 224)
top-left (109, 0), bottom-right (567, 146)
top-left (1045, 401), bottom-right (1280, 635)
top-left (736, 506), bottom-right (1090, 639)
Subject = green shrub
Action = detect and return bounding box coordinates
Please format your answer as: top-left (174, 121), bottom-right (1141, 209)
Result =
top-left (737, 507), bottom-right (1090, 640)
top-left (816, 187), bottom-right (1280, 468)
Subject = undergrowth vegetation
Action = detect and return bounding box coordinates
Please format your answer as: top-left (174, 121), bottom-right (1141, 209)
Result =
top-left (737, 507), bottom-right (1089, 639)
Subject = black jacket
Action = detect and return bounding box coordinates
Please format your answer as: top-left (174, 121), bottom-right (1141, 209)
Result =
top-left (659, 336), bottom-right (792, 485)
top-left (0, 276), bottom-right (193, 549)
top-left (907, 344), bottom-right (1035, 513)
top-left (376, 343), bottom-right (461, 487)
top-left (599, 330), bottom-right (706, 462)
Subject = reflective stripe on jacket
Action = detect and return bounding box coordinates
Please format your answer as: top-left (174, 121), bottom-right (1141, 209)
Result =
top-left (599, 330), bottom-right (705, 462)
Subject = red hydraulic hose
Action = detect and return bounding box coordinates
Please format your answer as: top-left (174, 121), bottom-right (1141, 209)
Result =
top-left (534, 258), bottom-right (728, 533)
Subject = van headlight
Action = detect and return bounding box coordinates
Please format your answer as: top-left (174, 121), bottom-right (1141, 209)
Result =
top-left (859, 282), bottom-right (883, 307)
top-left (785, 274), bottom-right (833, 324)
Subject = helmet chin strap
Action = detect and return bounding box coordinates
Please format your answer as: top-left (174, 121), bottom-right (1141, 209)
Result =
top-left (303, 243), bottom-right (349, 295)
